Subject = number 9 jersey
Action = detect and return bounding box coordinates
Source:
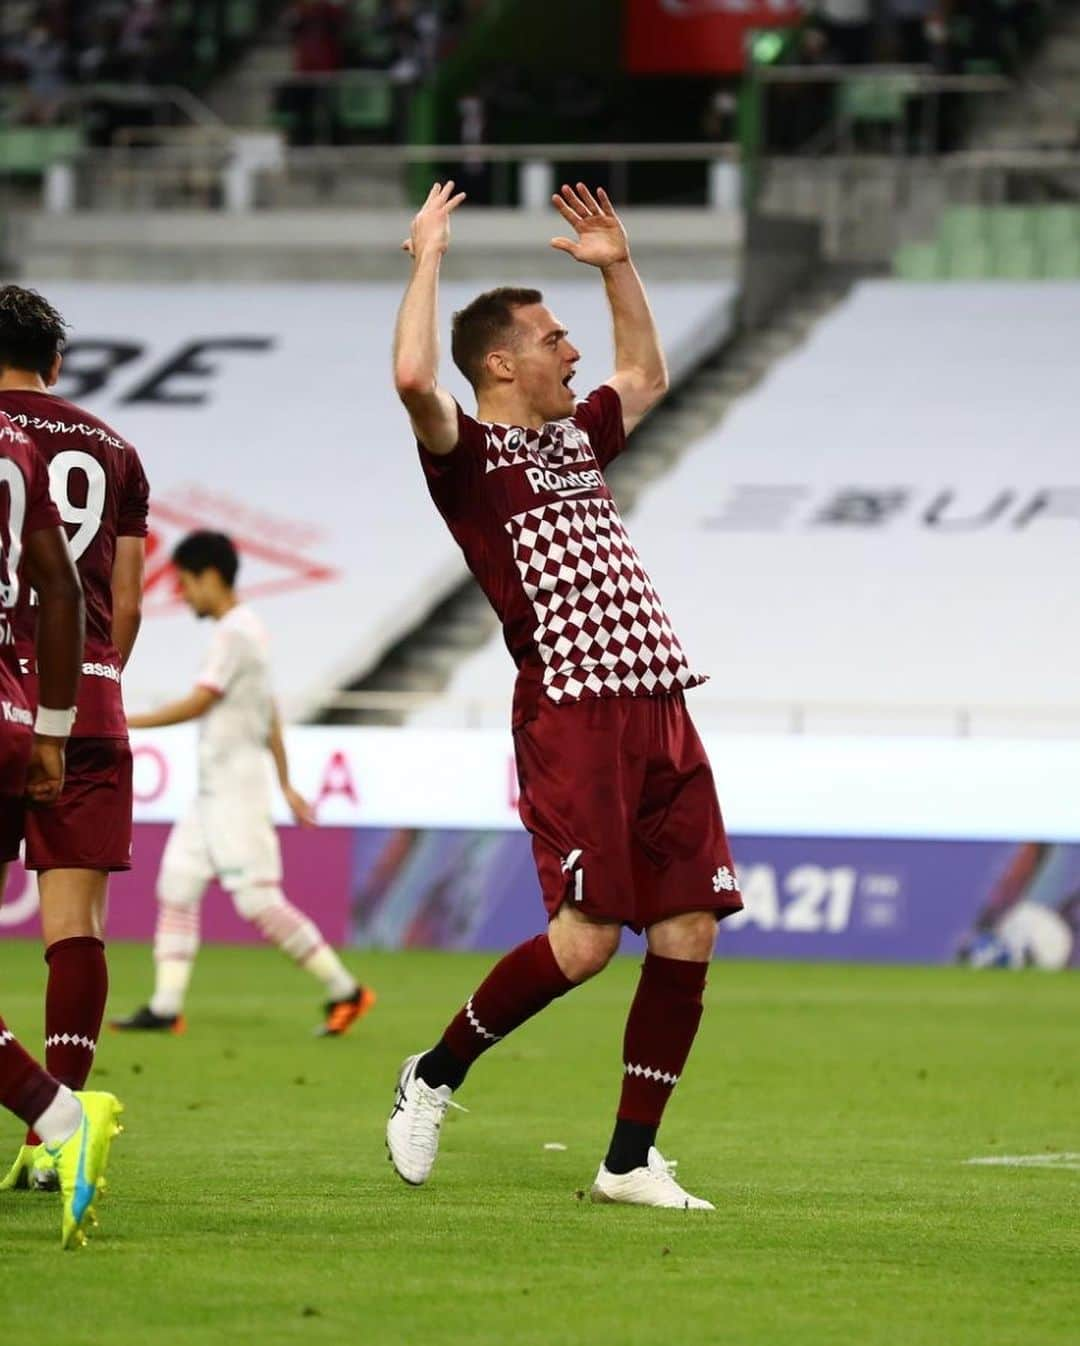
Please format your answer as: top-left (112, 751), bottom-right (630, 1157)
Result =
top-left (0, 389), bottom-right (149, 740)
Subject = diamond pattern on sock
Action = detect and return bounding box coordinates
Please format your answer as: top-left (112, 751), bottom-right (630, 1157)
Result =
top-left (625, 1061), bottom-right (679, 1088)
top-left (45, 1034), bottom-right (97, 1054)
top-left (464, 997), bottom-right (501, 1043)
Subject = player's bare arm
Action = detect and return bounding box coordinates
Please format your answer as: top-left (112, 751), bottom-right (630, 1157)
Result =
top-left (128, 685), bottom-right (219, 730)
top-left (393, 180), bottom-right (467, 456)
top-left (23, 524), bottom-right (84, 804)
top-left (111, 535), bottom-right (146, 670)
top-left (551, 184), bottom-right (669, 434)
top-left (268, 702), bottom-right (315, 827)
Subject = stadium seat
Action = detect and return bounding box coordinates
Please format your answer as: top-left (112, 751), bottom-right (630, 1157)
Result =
top-left (939, 206), bottom-right (986, 253)
top-left (1034, 206), bottom-right (1080, 250)
top-left (0, 126), bottom-right (82, 177)
top-left (893, 242), bottom-right (943, 281)
top-left (944, 239), bottom-right (993, 279)
top-left (985, 207), bottom-right (1035, 250)
top-left (991, 240), bottom-right (1039, 279)
top-left (1041, 239), bottom-right (1080, 279)
top-left (336, 77), bottom-right (394, 136)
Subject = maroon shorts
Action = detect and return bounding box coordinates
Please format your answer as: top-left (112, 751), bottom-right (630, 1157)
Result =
top-left (25, 736), bottom-right (134, 873)
top-left (0, 721), bottom-right (32, 865)
top-left (513, 691), bottom-right (743, 933)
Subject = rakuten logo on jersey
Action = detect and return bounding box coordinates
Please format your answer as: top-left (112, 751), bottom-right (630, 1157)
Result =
top-left (525, 465), bottom-right (603, 499)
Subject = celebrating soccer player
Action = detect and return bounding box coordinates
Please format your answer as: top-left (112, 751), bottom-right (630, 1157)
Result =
top-left (112, 531), bottom-right (375, 1037)
top-left (387, 182), bottom-right (743, 1208)
top-left (0, 286), bottom-right (147, 1196)
top-left (0, 409), bottom-right (123, 1248)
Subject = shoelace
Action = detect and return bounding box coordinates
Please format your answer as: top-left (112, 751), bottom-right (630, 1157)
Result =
top-left (409, 1080), bottom-right (468, 1143)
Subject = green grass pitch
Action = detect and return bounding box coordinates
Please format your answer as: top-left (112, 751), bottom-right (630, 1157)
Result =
top-left (1, 940), bottom-right (1076, 1346)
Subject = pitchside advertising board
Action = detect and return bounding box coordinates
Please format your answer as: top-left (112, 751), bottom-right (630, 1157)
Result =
top-left (2, 728), bottom-right (1077, 969)
top-left (624, 0), bottom-right (802, 74)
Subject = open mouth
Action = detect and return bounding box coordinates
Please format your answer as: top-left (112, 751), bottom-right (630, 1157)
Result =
top-left (562, 371), bottom-right (576, 392)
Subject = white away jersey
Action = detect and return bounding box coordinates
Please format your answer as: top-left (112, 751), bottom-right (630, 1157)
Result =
top-left (195, 604), bottom-right (273, 782)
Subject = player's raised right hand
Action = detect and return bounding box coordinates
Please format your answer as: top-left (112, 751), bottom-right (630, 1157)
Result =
top-left (402, 181), bottom-right (467, 261)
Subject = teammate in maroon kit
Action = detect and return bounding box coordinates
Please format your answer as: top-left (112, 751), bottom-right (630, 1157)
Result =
top-left (0, 287), bottom-right (148, 1193)
top-left (386, 183), bottom-right (743, 1208)
top-left (0, 410), bottom-right (123, 1247)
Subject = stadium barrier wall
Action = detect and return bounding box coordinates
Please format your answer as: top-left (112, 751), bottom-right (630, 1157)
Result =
top-left (1, 727), bottom-right (1075, 968)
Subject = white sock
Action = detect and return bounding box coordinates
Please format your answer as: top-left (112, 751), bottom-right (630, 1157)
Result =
top-left (302, 943), bottom-right (359, 1002)
top-left (253, 899), bottom-right (358, 1000)
top-left (34, 1085), bottom-right (83, 1149)
top-left (151, 903), bottom-right (200, 1017)
top-left (151, 959), bottom-right (194, 1018)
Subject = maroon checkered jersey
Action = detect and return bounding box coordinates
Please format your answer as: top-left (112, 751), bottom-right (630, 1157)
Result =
top-left (0, 390), bottom-right (149, 739)
top-left (419, 384), bottom-right (704, 712)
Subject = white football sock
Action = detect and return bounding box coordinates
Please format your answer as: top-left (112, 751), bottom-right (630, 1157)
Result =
top-left (34, 1085), bottom-right (83, 1149)
top-left (150, 959), bottom-right (194, 1018)
top-left (252, 899), bottom-right (358, 1000)
top-left (151, 903), bottom-right (200, 1017)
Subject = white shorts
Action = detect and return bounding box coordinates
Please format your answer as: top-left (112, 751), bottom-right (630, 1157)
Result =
top-left (161, 791), bottom-right (282, 893)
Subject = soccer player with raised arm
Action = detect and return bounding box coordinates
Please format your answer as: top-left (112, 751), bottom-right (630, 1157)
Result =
top-left (112, 531), bottom-right (375, 1037)
top-left (386, 182), bottom-right (743, 1208)
top-left (0, 409), bottom-right (123, 1248)
top-left (0, 286), bottom-right (147, 1195)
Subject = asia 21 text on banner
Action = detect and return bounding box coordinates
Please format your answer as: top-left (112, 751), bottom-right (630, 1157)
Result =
top-left (624, 0), bottom-right (802, 75)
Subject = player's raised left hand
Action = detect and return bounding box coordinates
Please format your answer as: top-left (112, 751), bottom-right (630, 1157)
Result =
top-left (285, 785), bottom-right (317, 828)
top-left (26, 738), bottom-right (66, 805)
top-left (550, 184), bottom-right (630, 269)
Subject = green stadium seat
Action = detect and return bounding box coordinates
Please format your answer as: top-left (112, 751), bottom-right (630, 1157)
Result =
top-left (0, 126), bottom-right (82, 176)
top-left (939, 206), bottom-right (986, 252)
top-left (227, 0), bottom-right (258, 40)
top-left (1034, 206), bottom-right (1080, 250)
top-left (1041, 239), bottom-right (1080, 280)
top-left (991, 241), bottom-right (1039, 280)
top-left (839, 76), bottom-right (910, 126)
top-left (944, 239), bottom-right (993, 279)
top-left (893, 242), bottom-right (943, 281)
top-left (985, 207), bottom-right (1034, 249)
top-left (336, 76), bottom-right (393, 134)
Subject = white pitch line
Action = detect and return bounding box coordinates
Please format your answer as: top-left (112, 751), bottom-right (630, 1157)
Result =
top-left (964, 1153), bottom-right (1080, 1171)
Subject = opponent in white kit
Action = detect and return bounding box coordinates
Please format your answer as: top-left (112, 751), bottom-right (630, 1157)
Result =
top-left (112, 531), bottom-right (375, 1037)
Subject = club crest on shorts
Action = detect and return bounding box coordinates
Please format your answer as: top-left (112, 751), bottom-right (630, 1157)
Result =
top-left (711, 866), bottom-right (738, 895)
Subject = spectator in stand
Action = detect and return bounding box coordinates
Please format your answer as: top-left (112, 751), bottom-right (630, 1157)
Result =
top-left (283, 0), bottom-right (347, 144)
top-left (806, 0), bottom-right (875, 64)
top-left (378, 0), bottom-right (426, 86)
top-left (10, 19), bottom-right (68, 123)
top-left (886, 0), bottom-right (949, 65)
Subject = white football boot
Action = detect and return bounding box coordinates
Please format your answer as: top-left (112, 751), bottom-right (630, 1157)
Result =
top-left (386, 1053), bottom-right (461, 1186)
top-left (591, 1147), bottom-right (715, 1210)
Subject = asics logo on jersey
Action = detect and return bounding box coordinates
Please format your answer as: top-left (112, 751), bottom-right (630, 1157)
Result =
top-left (525, 465), bottom-right (603, 499)
top-left (712, 866), bottom-right (738, 894)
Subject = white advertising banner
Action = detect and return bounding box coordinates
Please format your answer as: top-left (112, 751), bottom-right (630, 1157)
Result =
top-left (132, 725), bottom-right (1080, 844)
top-left (39, 280), bottom-right (734, 720)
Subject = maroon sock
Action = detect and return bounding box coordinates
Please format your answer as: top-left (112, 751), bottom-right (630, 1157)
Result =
top-left (418, 934), bottom-right (575, 1088)
top-left (25, 936), bottom-right (109, 1146)
top-left (0, 1015), bottom-right (59, 1131)
top-left (617, 952), bottom-right (708, 1128)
